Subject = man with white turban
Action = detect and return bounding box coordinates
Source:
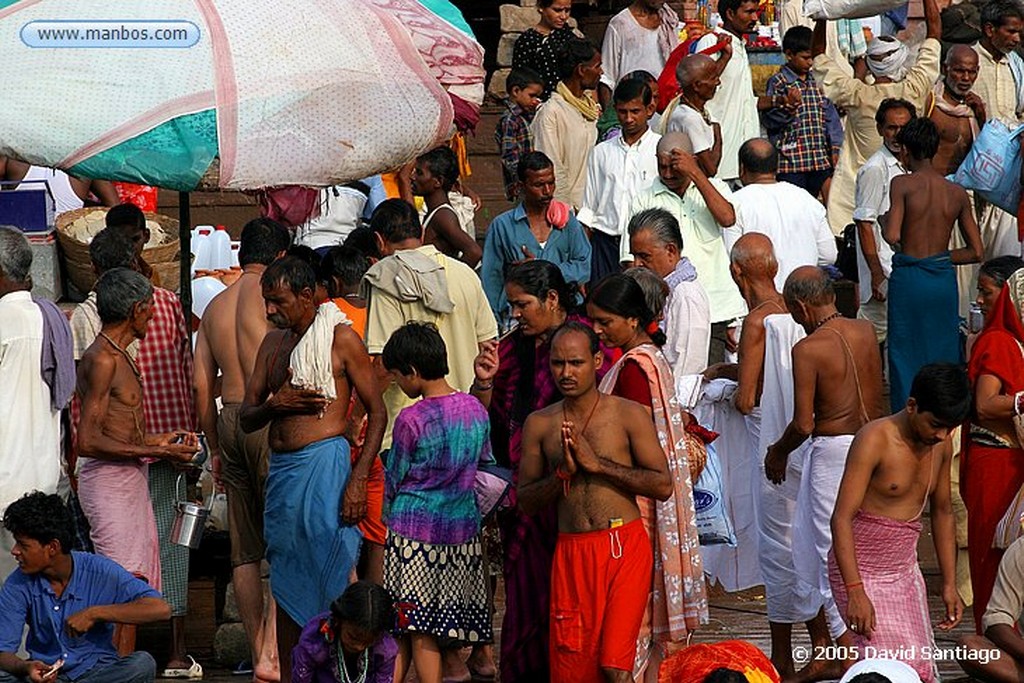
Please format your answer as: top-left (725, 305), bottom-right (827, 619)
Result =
top-left (810, 0), bottom-right (941, 236)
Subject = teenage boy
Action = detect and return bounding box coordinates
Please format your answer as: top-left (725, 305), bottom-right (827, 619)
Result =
top-left (578, 78), bottom-right (661, 283)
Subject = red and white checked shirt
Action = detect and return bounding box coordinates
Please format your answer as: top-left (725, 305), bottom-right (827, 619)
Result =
top-left (137, 288), bottom-right (195, 434)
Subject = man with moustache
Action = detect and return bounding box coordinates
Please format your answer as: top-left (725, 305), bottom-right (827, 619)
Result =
top-left (625, 131), bottom-right (744, 364)
top-left (532, 36), bottom-right (604, 210)
top-left (929, 45), bottom-right (985, 176)
top-left (240, 256), bottom-right (386, 683)
top-left (518, 322), bottom-right (671, 683)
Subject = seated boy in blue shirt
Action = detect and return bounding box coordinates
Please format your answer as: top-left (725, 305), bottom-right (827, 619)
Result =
top-left (0, 492), bottom-right (169, 683)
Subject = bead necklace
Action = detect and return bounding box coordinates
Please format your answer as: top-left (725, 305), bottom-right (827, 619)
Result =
top-left (334, 643), bottom-right (368, 683)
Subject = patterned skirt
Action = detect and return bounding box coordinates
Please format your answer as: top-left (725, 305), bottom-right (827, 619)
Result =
top-left (383, 531), bottom-right (493, 647)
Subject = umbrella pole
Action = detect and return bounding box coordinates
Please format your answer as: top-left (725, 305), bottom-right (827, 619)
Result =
top-left (179, 191), bottom-right (192, 323)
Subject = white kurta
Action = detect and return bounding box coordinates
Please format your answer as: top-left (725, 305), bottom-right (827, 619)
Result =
top-left (757, 313), bottom-right (815, 623)
top-left (0, 290), bottom-right (61, 579)
top-left (727, 181), bottom-right (838, 290)
top-left (600, 8), bottom-right (674, 91)
top-left (853, 145), bottom-right (901, 304)
top-left (815, 38), bottom-right (940, 235)
top-left (663, 278), bottom-right (712, 376)
top-left (696, 31), bottom-right (760, 181)
top-left (577, 128), bottom-right (660, 237)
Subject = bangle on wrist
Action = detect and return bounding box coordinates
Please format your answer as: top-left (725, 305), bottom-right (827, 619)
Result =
top-left (473, 380), bottom-right (494, 392)
top-left (1015, 391), bottom-right (1024, 417)
top-left (846, 580), bottom-right (863, 591)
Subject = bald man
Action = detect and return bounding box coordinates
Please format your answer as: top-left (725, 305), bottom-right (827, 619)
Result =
top-left (764, 267), bottom-right (885, 678)
top-left (625, 131), bottom-right (745, 364)
top-left (727, 139), bottom-right (837, 291)
top-left (707, 236), bottom-right (836, 679)
top-left (663, 54), bottom-right (723, 177)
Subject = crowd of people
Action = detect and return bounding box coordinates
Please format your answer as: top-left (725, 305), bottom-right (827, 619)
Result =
top-left (5, 0), bottom-right (1024, 681)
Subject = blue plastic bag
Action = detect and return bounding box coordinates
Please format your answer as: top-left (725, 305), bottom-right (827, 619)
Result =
top-left (692, 441), bottom-right (737, 546)
top-left (950, 119), bottom-right (1024, 215)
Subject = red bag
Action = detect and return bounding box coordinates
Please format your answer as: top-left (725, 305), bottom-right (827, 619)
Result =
top-left (251, 186), bottom-right (321, 227)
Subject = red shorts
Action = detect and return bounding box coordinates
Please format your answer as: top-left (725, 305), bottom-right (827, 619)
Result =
top-left (350, 449), bottom-right (386, 545)
top-left (549, 518), bottom-right (653, 681)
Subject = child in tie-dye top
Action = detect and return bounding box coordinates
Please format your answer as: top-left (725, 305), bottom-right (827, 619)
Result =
top-left (380, 322), bottom-right (493, 682)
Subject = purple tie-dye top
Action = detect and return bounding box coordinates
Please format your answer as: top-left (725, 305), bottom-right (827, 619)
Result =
top-left (384, 392), bottom-right (491, 545)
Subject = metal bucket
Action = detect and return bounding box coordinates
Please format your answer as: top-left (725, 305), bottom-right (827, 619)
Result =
top-left (170, 474), bottom-right (210, 549)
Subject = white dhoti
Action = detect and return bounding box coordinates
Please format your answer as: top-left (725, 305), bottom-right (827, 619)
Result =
top-left (694, 379), bottom-right (762, 592)
top-left (979, 201), bottom-right (1022, 260)
top-left (792, 434), bottom-right (854, 638)
top-left (757, 314), bottom-right (813, 623)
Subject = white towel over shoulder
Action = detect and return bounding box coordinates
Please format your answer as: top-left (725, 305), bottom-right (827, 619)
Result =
top-left (289, 302), bottom-right (350, 400)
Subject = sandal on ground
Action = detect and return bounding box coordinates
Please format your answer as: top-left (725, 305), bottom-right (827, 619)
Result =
top-left (231, 661), bottom-right (254, 676)
top-left (160, 655), bottom-right (203, 680)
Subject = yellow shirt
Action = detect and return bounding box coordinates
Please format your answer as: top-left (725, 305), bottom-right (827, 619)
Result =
top-left (815, 38), bottom-right (940, 235)
top-left (973, 42), bottom-right (1023, 125)
top-left (364, 244), bottom-right (497, 449)
top-left (531, 91), bottom-right (597, 210)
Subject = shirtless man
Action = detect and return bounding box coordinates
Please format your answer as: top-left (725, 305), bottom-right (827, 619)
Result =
top-left (705, 233), bottom-right (788, 414)
top-left (765, 266), bottom-right (885, 681)
top-left (929, 45), bottom-right (985, 176)
top-left (239, 256), bottom-right (385, 683)
top-left (75, 268), bottom-right (197, 649)
top-left (830, 364), bottom-right (967, 682)
top-left (0, 156), bottom-right (119, 213)
top-left (193, 218), bottom-right (289, 682)
top-left (411, 147), bottom-right (482, 268)
top-left (883, 117), bottom-right (983, 412)
top-left (707, 236), bottom-right (835, 679)
top-left (518, 322), bottom-right (671, 683)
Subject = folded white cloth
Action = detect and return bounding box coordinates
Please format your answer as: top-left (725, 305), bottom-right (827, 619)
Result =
top-left (289, 302), bottom-right (350, 401)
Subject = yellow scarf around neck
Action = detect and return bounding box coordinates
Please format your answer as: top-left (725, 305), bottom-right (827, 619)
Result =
top-left (556, 81), bottom-right (600, 122)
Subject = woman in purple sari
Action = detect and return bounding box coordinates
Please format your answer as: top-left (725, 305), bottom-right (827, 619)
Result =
top-left (472, 260), bottom-right (607, 682)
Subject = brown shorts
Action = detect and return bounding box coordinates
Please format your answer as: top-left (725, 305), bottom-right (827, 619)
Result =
top-left (218, 403), bottom-right (270, 567)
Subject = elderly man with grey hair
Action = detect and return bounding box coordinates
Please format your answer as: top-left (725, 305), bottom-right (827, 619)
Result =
top-left (663, 53), bottom-right (723, 177)
top-left (628, 208), bottom-right (711, 376)
top-left (624, 130), bottom-right (744, 364)
top-left (75, 268), bottom-right (198, 630)
top-left (0, 227), bottom-right (69, 581)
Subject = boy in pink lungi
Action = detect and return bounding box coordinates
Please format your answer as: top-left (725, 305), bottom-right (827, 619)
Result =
top-left (830, 363), bottom-right (969, 682)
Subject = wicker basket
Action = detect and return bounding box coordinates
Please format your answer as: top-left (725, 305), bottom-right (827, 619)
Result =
top-left (55, 208), bottom-right (181, 293)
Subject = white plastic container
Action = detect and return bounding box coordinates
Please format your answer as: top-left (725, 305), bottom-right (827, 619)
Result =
top-left (229, 240), bottom-right (241, 268)
top-left (190, 226), bottom-right (214, 276)
top-left (208, 225), bottom-right (233, 270)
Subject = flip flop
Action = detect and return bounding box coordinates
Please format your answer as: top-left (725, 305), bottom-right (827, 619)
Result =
top-left (232, 661), bottom-right (254, 676)
top-left (161, 655), bottom-right (203, 680)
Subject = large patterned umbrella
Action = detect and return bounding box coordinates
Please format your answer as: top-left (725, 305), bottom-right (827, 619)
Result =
top-left (0, 0), bottom-right (484, 191)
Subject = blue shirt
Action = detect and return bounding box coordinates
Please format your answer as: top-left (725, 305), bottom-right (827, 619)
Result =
top-left (481, 204), bottom-right (591, 325)
top-left (0, 551), bottom-right (161, 681)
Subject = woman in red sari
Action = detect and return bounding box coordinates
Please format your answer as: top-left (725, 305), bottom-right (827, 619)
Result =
top-left (472, 260), bottom-right (605, 683)
top-left (963, 260), bottom-right (1024, 631)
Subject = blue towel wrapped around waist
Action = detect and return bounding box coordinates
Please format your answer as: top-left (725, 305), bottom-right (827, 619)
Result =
top-left (887, 251), bottom-right (962, 412)
top-left (265, 436), bottom-right (363, 626)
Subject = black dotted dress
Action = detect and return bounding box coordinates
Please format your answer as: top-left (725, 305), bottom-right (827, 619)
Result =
top-left (512, 26), bottom-right (576, 99)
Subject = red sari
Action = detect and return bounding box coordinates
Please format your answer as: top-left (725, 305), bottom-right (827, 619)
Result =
top-left (963, 285), bottom-right (1024, 631)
